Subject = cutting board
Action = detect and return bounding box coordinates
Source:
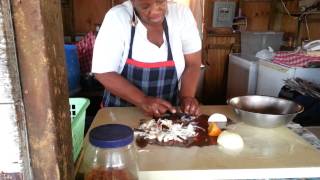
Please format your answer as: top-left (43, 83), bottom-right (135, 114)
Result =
top-left (79, 106), bottom-right (320, 179)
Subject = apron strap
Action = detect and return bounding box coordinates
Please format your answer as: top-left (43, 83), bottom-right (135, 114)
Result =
top-left (128, 12), bottom-right (136, 59)
top-left (128, 13), bottom-right (173, 61)
top-left (163, 18), bottom-right (173, 60)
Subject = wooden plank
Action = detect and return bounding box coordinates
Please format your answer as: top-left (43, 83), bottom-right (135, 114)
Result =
top-left (278, 1), bottom-right (299, 34)
top-left (11, 0), bottom-right (74, 179)
top-left (73, 0), bottom-right (111, 33)
top-left (299, 14), bottom-right (320, 40)
top-left (0, 0), bottom-right (32, 179)
top-left (242, 0), bottom-right (271, 31)
top-left (207, 44), bottom-right (234, 49)
top-left (0, 173), bottom-right (23, 180)
top-left (0, 3), bottom-right (21, 104)
top-left (280, 14), bottom-right (298, 34)
top-left (275, 0), bottom-right (320, 44)
top-left (202, 36), bottom-right (237, 104)
top-left (0, 104), bottom-right (22, 175)
top-left (112, 0), bottom-right (126, 6)
top-left (61, 6), bottom-right (74, 36)
top-left (203, 48), bottom-right (230, 104)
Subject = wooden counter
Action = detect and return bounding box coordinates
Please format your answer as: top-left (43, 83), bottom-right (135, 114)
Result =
top-left (76, 106), bottom-right (320, 179)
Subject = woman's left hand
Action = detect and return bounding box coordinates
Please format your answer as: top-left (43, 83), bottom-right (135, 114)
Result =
top-left (180, 96), bottom-right (201, 116)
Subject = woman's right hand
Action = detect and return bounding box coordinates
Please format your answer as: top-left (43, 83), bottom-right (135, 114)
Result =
top-left (138, 96), bottom-right (176, 118)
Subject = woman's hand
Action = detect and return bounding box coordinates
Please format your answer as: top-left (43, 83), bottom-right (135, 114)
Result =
top-left (180, 96), bottom-right (200, 116)
top-left (138, 96), bottom-right (176, 118)
top-left (179, 51), bottom-right (201, 116)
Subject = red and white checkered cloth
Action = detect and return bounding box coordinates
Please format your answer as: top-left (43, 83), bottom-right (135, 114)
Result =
top-left (76, 32), bottom-right (96, 74)
top-left (272, 51), bottom-right (320, 67)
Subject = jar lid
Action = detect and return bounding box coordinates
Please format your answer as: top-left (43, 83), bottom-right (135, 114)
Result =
top-left (89, 124), bottom-right (134, 148)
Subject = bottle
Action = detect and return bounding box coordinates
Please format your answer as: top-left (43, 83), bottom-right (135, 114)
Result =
top-left (81, 124), bottom-right (138, 180)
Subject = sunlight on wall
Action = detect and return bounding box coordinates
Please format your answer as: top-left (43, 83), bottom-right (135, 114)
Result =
top-left (173, 0), bottom-right (190, 6)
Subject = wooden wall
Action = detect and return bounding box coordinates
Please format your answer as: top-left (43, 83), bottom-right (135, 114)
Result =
top-left (202, 34), bottom-right (239, 104)
top-left (265, 0), bottom-right (319, 45)
top-left (73, 0), bottom-right (112, 34)
top-left (63, 0), bottom-right (320, 40)
top-left (202, 0), bottom-right (240, 104)
top-left (240, 0), bottom-right (320, 43)
top-left (61, 0), bottom-right (74, 36)
top-left (242, 0), bottom-right (271, 31)
top-left (201, 0), bottom-right (320, 104)
top-left (61, 0), bottom-right (125, 36)
top-left (300, 14), bottom-right (320, 40)
top-left (61, 0), bottom-right (319, 105)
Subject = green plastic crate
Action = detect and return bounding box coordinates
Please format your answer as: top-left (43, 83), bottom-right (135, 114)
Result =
top-left (69, 98), bottom-right (90, 162)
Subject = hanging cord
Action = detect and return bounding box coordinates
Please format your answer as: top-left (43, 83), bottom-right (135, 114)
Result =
top-left (304, 15), bottom-right (310, 41)
top-left (298, 2), bottom-right (320, 21)
top-left (298, 2), bottom-right (320, 42)
top-left (280, 0), bottom-right (291, 16)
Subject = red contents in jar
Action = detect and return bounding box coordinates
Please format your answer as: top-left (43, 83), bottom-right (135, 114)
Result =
top-left (85, 167), bottom-right (137, 180)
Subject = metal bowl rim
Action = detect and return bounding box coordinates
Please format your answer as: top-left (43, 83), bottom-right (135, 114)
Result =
top-left (227, 95), bottom-right (304, 116)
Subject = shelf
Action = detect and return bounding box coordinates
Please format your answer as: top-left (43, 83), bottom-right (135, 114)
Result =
top-left (206, 31), bottom-right (240, 37)
top-left (284, 10), bottom-right (320, 17)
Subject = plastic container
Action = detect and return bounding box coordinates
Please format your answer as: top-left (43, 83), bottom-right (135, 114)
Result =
top-left (81, 124), bottom-right (138, 180)
top-left (69, 98), bottom-right (90, 162)
top-left (64, 44), bottom-right (81, 95)
top-left (241, 31), bottom-right (284, 56)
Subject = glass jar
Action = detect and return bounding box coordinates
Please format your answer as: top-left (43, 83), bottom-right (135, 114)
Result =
top-left (81, 124), bottom-right (138, 180)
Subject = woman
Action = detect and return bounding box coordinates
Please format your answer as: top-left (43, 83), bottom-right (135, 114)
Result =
top-left (92, 0), bottom-right (202, 117)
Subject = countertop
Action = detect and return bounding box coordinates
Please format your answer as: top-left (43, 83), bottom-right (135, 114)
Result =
top-left (306, 126), bottom-right (320, 139)
top-left (76, 106), bottom-right (320, 179)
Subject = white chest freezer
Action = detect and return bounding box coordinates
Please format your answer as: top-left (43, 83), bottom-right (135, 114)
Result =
top-left (256, 60), bottom-right (320, 97)
top-left (227, 54), bottom-right (259, 99)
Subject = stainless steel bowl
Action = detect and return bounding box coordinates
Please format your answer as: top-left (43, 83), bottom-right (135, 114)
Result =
top-left (227, 95), bottom-right (304, 128)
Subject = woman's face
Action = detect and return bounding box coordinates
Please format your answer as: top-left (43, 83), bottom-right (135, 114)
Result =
top-left (132, 0), bottom-right (167, 26)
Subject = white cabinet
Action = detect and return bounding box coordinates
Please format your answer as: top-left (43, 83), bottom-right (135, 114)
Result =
top-left (227, 54), bottom-right (258, 99)
top-left (256, 60), bottom-right (320, 97)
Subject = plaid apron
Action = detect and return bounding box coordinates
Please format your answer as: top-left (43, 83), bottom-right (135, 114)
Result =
top-left (102, 17), bottom-right (179, 107)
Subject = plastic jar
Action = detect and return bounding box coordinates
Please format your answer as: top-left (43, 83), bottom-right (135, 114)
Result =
top-left (81, 124), bottom-right (138, 180)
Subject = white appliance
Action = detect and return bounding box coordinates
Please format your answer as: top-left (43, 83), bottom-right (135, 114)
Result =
top-left (256, 60), bottom-right (320, 97)
top-left (227, 54), bottom-right (259, 99)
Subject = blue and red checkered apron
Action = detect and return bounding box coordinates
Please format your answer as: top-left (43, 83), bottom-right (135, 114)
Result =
top-left (102, 17), bottom-right (179, 107)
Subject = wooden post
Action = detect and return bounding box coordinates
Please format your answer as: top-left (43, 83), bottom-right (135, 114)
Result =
top-left (11, 0), bottom-right (74, 179)
top-left (0, 0), bottom-right (32, 179)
